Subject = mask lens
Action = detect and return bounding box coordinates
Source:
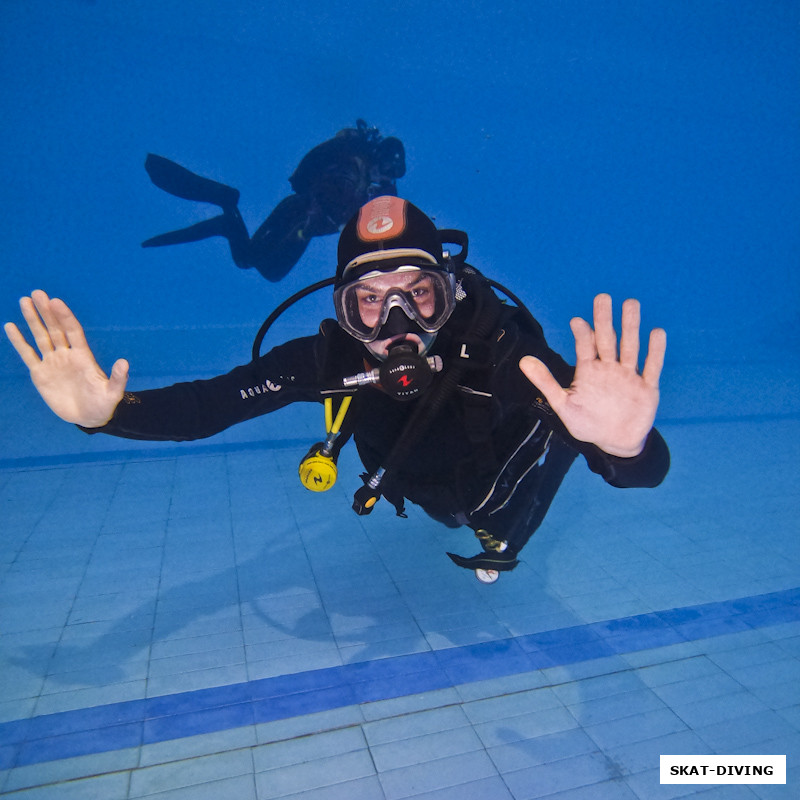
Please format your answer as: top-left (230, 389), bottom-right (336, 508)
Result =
top-left (335, 268), bottom-right (455, 342)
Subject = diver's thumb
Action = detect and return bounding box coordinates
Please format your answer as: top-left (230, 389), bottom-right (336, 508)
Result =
top-left (519, 356), bottom-right (566, 412)
top-left (109, 358), bottom-right (130, 393)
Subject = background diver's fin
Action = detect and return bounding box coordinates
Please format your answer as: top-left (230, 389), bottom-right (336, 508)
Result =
top-left (446, 551), bottom-right (519, 572)
top-left (141, 215), bottom-right (233, 248)
top-left (144, 153), bottom-right (240, 208)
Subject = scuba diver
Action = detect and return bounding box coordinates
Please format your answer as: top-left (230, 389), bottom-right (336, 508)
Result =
top-left (141, 119), bottom-right (406, 282)
top-left (5, 196), bottom-right (669, 583)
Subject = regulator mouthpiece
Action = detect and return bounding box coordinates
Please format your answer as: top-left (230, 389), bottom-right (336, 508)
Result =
top-left (342, 343), bottom-right (443, 398)
top-left (379, 341), bottom-right (438, 400)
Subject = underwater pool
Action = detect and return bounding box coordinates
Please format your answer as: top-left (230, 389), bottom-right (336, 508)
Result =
top-left (1, 2), bottom-right (799, 797)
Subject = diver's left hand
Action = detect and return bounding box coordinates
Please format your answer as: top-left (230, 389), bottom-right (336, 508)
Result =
top-left (519, 294), bottom-right (666, 458)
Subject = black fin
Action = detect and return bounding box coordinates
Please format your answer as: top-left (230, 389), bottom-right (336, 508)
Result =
top-left (141, 215), bottom-right (233, 248)
top-left (145, 154), bottom-right (240, 208)
top-left (446, 551), bottom-right (519, 572)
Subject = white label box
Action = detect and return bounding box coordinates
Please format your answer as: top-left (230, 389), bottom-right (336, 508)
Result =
top-left (660, 755), bottom-right (786, 784)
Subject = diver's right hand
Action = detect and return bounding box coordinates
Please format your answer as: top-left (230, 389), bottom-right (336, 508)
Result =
top-left (4, 290), bottom-right (129, 428)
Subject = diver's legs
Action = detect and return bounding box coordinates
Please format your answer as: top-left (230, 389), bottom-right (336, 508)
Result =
top-left (142, 215), bottom-right (234, 248)
top-left (141, 154), bottom-right (347, 281)
top-left (494, 439), bottom-right (578, 554)
top-left (142, 189), bottom-right (312, 281)
top-left (446, 439), bottom-right (578, 574)
top-left (243, 194), bottom-right (315, 282)
top-left (142, 154), bottom-right (255, 265)
top-left (141, 206), bottom-right (253, 269)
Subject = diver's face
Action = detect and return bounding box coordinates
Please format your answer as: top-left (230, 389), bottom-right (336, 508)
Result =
top-left (335, 265), bottom-right (456, 358)
top-left (352, 271), bottom-right (438, 329)
top-left (354, 271), bottom-right (437, 359)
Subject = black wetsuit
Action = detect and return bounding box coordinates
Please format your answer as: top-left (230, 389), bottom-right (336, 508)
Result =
top-left (84, 288), bottom-right (669, 559)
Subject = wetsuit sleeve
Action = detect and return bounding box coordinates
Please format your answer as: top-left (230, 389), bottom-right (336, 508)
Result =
top-left (81, 335), bottom-right (322, 442)
top-left (580, 428), bottom-right (670, 488)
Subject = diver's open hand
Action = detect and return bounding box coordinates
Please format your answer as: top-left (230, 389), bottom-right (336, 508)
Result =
top-left (4, 290), bottom-right (128, 428)
top-left (519, 294), bottom-right (666, 458)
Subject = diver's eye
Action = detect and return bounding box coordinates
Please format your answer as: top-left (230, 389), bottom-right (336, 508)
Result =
top-left (356, 290), bottom-right (382, 305)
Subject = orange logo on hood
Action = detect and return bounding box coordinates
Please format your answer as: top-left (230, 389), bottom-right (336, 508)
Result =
top-left (357, 196), bottom-right (407, 241)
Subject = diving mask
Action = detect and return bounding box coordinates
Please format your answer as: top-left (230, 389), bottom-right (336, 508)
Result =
top-left (334, 266), bottom-right (456, 344)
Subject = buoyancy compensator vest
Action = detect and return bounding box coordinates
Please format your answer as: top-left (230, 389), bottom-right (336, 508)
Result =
top-left (250, 229), bottom-right (543, 515)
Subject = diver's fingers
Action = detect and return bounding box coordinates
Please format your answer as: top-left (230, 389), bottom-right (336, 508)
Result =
top-left (618, 298), bottom-right (641, 370)
top-left (30, 290), bottom-right (72, 349)
top-left (642, 327), bottom-right (667, 389)
top-left (49, 297), bottom-right (91, 351)
top-left (570, 316), bottom-right (597, 363)
top-left (4, 321), bottom-right (42, 369)
top-left (592, 294), bottom-right (617, 361)
top-left (20, 293), bottom-right (57, 354)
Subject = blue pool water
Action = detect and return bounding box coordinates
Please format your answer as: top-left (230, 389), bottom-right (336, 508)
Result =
top-left (1, 2), bottom-right (799, 797)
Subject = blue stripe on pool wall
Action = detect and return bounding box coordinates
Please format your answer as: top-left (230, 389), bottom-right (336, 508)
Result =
top-left (1, 587), bottom-right (798, 770)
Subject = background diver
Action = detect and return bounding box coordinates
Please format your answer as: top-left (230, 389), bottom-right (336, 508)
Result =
top-left (142, 119), bottom-right (406, 282)
top-left (5, 195), bottom-right (669, 584)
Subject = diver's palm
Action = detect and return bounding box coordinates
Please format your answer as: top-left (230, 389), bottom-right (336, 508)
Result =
top-left (538, 351), bottom-right (660, 456)
top-left (4, 291), bottom-right (128, 427)
top-left (520, 294), bottom-right (666, 458)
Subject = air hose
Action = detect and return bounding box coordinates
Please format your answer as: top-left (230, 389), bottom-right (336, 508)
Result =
top-left (251, 277), bottom-right (335, 361)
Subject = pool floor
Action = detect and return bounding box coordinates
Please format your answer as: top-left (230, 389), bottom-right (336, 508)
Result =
top-left (0, 368), bottom-right (798, 799)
